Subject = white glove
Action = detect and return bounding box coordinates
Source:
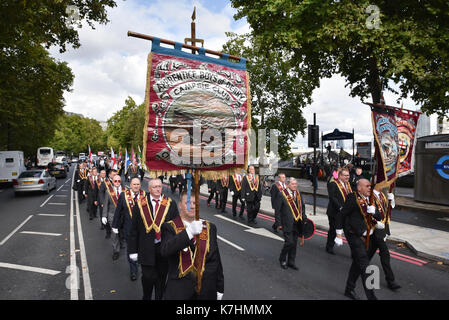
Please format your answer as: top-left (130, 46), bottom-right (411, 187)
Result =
top-left (376, 221), bottom-right (385, 230)
top-left (230, 191), bottom-right (234, 196)
top-left (383, 235), bottom-right (388, 242)
top-left (129, 253), bottom-right (138, 262)
top-left (363, 229), bottom-right (374, 236)
top-left (217, 292), bottom-right (223, 300)
top-left (336, 229), bottom-right (343, 236)
top-left (101, 217), bottom-right (107, 225)
top-left (367, 205), bottom-right (376, 214)
top-left (112, 228), bottom-right (119, 234)
top-left (387, 193), bottom-right (395, 201)
top-left (334, 237), bottom-right (343, 246)
top-left (186, 221), bottom-right (203, 239)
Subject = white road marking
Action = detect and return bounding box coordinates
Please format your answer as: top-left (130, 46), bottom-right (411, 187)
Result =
top-left (75, 188), bottom-right (93, 300)
top-left (215, 214), bottom-right (250, 229)
top-left (40, 195), bottom-right (54, 207)
top-left (217, 235), bottom-right (245, 251)
top-left (0, 215), bottom-right (33, 246)
top-left (47, 203), bottom-right (67, 205)
top-left (57, 184), bottom-right (65, 192)
top-left (20, 231), bottom-right (62, 237)
top-left (38, 214), bottom-right (66, 217)
top-left (54, 195), bottom-right (68, 197)
top-left (69, 170), bottom-right (78, 300)
top-left (215, 214), bottom-right (283, 241)
top-left (0, 262), bottom-right (60, 275)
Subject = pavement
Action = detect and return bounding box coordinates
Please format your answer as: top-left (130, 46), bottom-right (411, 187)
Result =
top-left (189, 178), bottom-right (449, 265)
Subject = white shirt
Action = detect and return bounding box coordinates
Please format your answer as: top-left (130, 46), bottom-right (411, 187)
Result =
top-left (149, 194), bottom-right (162, 244)
top-left (131, 190), bottom-right (140, 201)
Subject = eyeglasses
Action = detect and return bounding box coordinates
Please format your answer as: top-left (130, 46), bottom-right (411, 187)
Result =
top-left (113, 180), bottom-right (121, 182)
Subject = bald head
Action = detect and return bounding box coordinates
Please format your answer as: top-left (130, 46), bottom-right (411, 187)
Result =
top-left (357, 178), bottom-right (371, 197)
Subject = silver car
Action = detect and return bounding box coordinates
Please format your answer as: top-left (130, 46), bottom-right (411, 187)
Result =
top-left (13, 170), bottom-right (56, 196)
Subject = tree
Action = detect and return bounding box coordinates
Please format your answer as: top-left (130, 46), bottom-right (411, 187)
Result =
top-left (223, 32), bottom-right (312, 160)
top-left (231, 0), bottom-right (449, 117)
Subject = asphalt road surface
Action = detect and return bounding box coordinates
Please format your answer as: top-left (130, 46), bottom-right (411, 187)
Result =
top-left (1, 166), bottom-right (448, 300)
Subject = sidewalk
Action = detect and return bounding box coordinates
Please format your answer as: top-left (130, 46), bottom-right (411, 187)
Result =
top-left (196, 181), bottom-right (449, 265)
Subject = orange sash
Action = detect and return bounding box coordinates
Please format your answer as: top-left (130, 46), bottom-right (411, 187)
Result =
top-left (280, 188), bottom-right (303, 222)
top-left (245, 175), bottom-right (259, 192)
top-left (169, 217), bottom-right (210, 281)
top-left (333, 179), bottom-right (352, 201)
top-left (138, 195), bottom-right (172, 234)
top-left (374, 191), bottom-right (389, 225)
top-left (232, 175), bottom-right (242, 191)
top-left (221, 177), bottom-right (229, 188)
top-left (124, 188), bottom-right (145, 218)
top-left (105, 179), bottom-right (119, 207)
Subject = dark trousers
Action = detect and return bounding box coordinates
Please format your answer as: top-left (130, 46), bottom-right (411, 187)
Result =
top-left (87, 202), bottom-right (97, 219)
top-left (169, 179), bottom-right (177, 193)
top-left (232, 193), bottom-right (245, 216)
top-left (345, 232), bottom-right (377, 300)
top-left (280, 230), bottom-right (298, 265)
top-left (207, 190), bottom-right (219, 207)
top-left (246, 200), bottom-right (260, 222)
top-left (219, 189), bottom-right (228, 211)
top-left (326, 214), bottom-right (336, 250)
top-left (358, 235), bottom-right (395, 284)
top-left (141, 244), bottom-right (167, 300)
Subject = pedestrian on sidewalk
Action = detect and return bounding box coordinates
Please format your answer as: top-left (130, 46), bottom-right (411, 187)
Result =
top-left (241, 165), bottom-right (262, 226)
top-left (325, 167), bottom-right (352, 255)
top-left (274, 177), bottom-right (306, 271)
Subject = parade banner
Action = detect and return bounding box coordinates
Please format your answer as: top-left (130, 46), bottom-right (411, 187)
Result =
top-left (142, 38), bottom-right (250, 178)
top-left (370, 105), bottom-right (400, 189)
top-left (394, 108), bottom-right (421, 177)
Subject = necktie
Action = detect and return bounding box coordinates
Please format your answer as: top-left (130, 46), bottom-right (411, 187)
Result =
top-left (133, 193), bottom-right (138, 203)
top-left (153, 199), bottom-right (161, 240)
top-left (116, 188), bottom-right (120, 198)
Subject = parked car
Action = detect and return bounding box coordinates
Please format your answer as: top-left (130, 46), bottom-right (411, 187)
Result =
top-left (13, 169), bottom-right (56, 195)
top-left (47, 162), bottom-right (67, 178)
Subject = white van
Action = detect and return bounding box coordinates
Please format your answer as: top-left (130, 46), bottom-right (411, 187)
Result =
top-left (0, 151), bottom-right (27, 183)
top-left (55, 150), bottom-right (66, 163)
top-left (37, 147), bottom-right (55, 167)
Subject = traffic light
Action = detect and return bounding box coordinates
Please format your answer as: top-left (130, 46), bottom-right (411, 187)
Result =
top-left (308, 125), bottom-right (320, 148)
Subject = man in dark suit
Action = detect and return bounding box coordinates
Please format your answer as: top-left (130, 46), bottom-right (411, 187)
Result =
top-left (161, 190), bottom-right (224, 300)
top-left (102, 173), bottom-right (123, 259)
top-left (206, 179), bottom-right (219, 209)
top-left (169, 175), bottom-right (178, 194)
top-left (73, 162), bottom-right (88, 203)
top-left (217, 176), bottom-right (229, 213)
top-left (83, 167), bottom-right (99, 220)
top-left (274, 178), bottom-right (306, 270)
top-left (241, 165), bottom-right (263, 226)
top-left (270, 173), bottom-right (287, 232)
top-left (112, 177), bottom-right (142, 281)
top-left (128, 178), bottom-right (179, 300)
top-left (325, 167), bottom-right (352, 254)
top-left (99, 169), bottom-right (118, 239)
top-left (336, 178), bottom-right (383, 300)
top-left (229, 172), bottom-right (245, 219)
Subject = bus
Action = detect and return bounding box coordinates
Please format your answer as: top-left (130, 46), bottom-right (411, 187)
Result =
top-left (0, 151), bottom-right (26, 183)
top-left (79, 152), bottom-right (86, 161)
top-left (55, 150), bottom-right (66, 163)
top-left (37, 147), bottom-right (55, 167)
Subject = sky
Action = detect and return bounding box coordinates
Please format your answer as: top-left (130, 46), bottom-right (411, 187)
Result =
top-left (50, 0), bottom-right (438, 151)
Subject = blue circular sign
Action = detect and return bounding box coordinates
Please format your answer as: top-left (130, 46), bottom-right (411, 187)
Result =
top-left (434, 155), bottom-right (449, 179)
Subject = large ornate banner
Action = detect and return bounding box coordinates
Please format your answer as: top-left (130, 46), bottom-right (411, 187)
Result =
top-left (142, 38), bottom-right (250, 178)
top-left (394, 108), bottom-right (421, 177)
top-left (371, 105), bottom-right (400, 189)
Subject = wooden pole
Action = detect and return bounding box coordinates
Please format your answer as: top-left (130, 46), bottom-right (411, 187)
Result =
top-left (194, 169), bottom-right (202, 293)
top-left (127, 31), bottom-right (242, 61)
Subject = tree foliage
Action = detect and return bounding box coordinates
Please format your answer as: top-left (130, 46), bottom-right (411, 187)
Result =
top-left (231, 0), bottom-right (449, 117)
top-left (223, 32), bottom-right (311, 160)
top-left (105, 97), bottom-right (146, 153)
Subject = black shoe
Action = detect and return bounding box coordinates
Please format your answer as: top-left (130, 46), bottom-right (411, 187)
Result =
top-left (387, 282), bottom-right (401, 291)
top-left (232, 213), bottom-right (236, 217)
top-left (221, 209), bottom-right (226, 213)
top-left (280, 261), bottom-right (288, 269)
top-left (272, 224), bottom-right (278, 233)
top-left (89, 217), bottom-right (93, 220)
top-left (288, 264), bottom-right (299, 271)
top-left (344, 289), bottom-right (360, 300)
top-left (326, 247), bottom-right (335, 255)
top-left (239, 214), bottom-right (244, 220)
top-left (130, 274), bottom-right (137, 281)
top-left (207, 201), bottom-right (211, 207)
top-left (112, 252), bottom-right (119, 260)
top-left (105, 233), bottom-right (111, 239)
top-left (100, 225), bottom-right (104, 230)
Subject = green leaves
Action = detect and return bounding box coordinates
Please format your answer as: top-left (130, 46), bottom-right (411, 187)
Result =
top-left (231, 0), bottom-right (449, 115)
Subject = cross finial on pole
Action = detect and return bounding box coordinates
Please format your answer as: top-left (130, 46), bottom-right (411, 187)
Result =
top-left (185, 6), bottom-right (204, 54)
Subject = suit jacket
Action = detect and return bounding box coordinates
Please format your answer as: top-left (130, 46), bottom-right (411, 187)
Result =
top-left (103, 184), bottom-right (123, 223)
top-left (216, 178), bottom-right (229, 192)
top-left (112, 191), bottom-right (135, 236)
top-left (241, 174), bottom-right (262, 203)
top-left (274, 189), bottom-right (307, 233)
top-left (326, 179), bottom-right (352, 230)
top-left (84, 176), bottom-right (98, 205)
top-left (207, 179), bottom-right (218, 192)
top-left (337, 193), bottom-right (382, 237)
top-left (228, 175), bottom-right (243, 195)
top-left (127, 194), bottom-right (179, 266)
top-left (161, 220), bottom-right (224, 300)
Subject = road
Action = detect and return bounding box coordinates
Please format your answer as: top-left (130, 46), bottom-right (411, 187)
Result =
top-left (1, 165), bottom-right (448, 300)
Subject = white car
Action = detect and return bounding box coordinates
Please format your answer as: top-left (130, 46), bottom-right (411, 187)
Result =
top-left (13, 169), bottom-right (56, 196)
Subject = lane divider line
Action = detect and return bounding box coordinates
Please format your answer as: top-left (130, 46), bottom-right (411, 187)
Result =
top-left (20, 231), bottom-right (62, 237)
top-left (40, 195), bottom-right (54, 207)
top-left (0, 262), bottom-right (60, 276)
top-left (217, 235), bottom-right (245, 251)
top-left (0, 215), bottom-right (33, 246)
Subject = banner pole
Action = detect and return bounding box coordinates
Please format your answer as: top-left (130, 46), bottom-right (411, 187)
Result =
top-left (194, 169), bottom-right (202, 293)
